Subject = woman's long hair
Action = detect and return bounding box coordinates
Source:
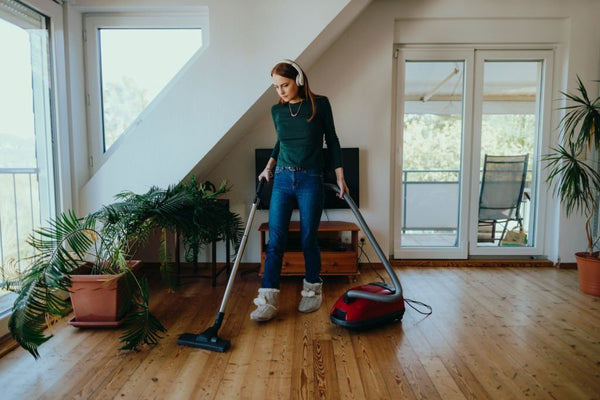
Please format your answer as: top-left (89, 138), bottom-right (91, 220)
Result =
top-left (271, 61), bottom-right (317, 122)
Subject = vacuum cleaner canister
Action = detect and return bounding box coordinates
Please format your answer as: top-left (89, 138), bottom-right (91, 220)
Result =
top-left (323, 183), bottom-right (406, 330)
top-left (330, 282), bottom-right (405, 329)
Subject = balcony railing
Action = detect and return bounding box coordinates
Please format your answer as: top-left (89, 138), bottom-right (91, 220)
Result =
top-left (401, 168), bottom-right (532, 233)
top-left (0, 167), bottom-right (40, 279)
top-left (402, 169), bottom-right (460, 232)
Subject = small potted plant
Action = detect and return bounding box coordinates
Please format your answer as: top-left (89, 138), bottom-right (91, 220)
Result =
top-left (544, 76), bottom-right (600, 295)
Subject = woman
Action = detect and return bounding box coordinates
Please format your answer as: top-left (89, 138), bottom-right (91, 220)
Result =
top-left (251, 59), bottom-right (349, 322)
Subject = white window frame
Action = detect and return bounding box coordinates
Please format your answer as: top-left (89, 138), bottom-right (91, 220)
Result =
top-left (83, 11), bottom-right (208, 172)
top-left (393, 47), bottom-right (475, 259)
top-left (468, 49), bottom-right (553, 257)
top-left (0, 0), bottom-right (68, 338)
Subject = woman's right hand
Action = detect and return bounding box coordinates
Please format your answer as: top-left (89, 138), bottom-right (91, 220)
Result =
top-left (258, 167), bottom-right (273, 183)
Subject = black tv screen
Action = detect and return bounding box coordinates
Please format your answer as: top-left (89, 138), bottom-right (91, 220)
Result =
top-left (254, 147), bottom-right (359, 209)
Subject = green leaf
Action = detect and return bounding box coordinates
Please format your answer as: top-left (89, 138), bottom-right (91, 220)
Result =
top-left (118, 277), bottom-right (166, 350)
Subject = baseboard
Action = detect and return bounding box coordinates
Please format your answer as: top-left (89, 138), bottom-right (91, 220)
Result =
top-left (556, 262), bottom-right (577, 270)
top-left (145, 260), bottom-right (558, 270)
top-left (143, 262), bottom-right (261, 273)
top-left (390, 259), bottom-right (555, 268)
top-left (0, 333), bottom-right (18, 359)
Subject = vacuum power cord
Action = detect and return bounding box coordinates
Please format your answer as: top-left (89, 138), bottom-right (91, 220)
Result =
top-left (358, 240), bottom-right (433, 316)
top-left (404, 298), bottom-right (433, 316)
top-left (357, 238), bottom-right (387, 283)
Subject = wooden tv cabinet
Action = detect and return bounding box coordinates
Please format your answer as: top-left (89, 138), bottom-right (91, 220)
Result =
top-left (258, 221), bottom-right (360, 280)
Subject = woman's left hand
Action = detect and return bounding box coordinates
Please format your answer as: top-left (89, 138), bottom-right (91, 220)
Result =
top-left (334, 167), bottom-right (350, 199)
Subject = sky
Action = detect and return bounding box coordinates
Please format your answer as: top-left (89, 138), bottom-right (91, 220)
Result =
top-left (99, 28), bottom-right (202, 106)
top-left (0, 18), bottom-right (36, 168)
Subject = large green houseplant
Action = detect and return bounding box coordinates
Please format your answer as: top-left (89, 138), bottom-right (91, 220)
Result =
top-left (3, 178), bottom-right (243, 358)
top-left (104, 178), bottom-right (243, 288)
top-left (544, 76), bottom-right (600, 295)
top-left (4, 209), bottom-right (164, 359)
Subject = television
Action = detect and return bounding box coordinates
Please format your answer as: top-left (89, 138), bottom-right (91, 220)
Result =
top-left (254, 147), bottom-right (359, 210)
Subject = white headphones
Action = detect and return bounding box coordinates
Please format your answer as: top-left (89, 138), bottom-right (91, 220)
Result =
top-left (277, 59), bottom-right (304, 86)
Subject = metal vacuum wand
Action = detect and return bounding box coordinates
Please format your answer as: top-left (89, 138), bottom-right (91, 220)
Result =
top-left (324, 183), bottom-right (403, 303)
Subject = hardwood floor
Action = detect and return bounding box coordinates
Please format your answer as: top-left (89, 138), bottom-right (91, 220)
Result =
top-left (0, 265), bottom-right (599, 399)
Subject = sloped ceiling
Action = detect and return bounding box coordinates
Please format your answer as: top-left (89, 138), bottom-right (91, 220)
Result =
top-left (79, 0), bottom-right (371, 213)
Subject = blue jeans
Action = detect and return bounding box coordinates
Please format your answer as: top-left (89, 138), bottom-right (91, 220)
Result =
top-left (261, 167), bottom-right (324, 289)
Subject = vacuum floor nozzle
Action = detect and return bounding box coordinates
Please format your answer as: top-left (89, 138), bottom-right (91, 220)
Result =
top-left (177, 332), bottom-right (231, 352)
top-left (177, 183), bottom-right (266, 353)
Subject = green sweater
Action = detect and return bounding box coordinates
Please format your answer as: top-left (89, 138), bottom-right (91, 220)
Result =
top-left (270, 96), bottom-right (343, 170)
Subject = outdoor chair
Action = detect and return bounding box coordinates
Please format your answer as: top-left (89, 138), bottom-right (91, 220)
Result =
top-left (477, 154), bottom-right (529, 245)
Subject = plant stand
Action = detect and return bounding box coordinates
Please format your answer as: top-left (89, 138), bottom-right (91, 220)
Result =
top-left (175, 198), bottom-right (232, 287)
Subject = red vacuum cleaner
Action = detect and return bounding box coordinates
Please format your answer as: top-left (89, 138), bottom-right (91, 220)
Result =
top-left (178, 180), bottom-right (426, 351)
top-left (326, 183), bottom-right (411, 329)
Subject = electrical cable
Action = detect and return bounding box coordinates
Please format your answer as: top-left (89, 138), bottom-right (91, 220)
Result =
top-left (404, 298), bottom-right (433, 315)
top-left (358, 239), bottom-right (433, 316)
top-left (357, 239), bottom-right (386, 283)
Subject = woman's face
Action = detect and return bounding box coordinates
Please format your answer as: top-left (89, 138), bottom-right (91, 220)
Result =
top-left (272, 73), bottom-right (300, 103)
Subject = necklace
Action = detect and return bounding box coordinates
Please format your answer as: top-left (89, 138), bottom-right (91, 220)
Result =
top-left (288, 100), bottom-right (303, 117)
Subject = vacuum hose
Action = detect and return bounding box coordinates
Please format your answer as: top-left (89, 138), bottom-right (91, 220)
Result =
top-left (324, 183), bottom-right (403, 303)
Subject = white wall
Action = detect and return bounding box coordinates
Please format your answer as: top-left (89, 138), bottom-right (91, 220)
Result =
top-left (62, 0), bottom-right (600, 264)
top-left (204, 0), bottom-right (600, 264)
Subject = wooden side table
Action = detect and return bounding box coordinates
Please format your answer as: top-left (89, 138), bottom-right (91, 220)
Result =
top-left (258, 221), bottom-right (360, 281)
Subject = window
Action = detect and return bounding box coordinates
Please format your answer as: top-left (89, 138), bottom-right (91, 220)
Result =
top-left (0, 0), bottom-right (58, 331)
top-left (84, 12), bottom-right (207, 170)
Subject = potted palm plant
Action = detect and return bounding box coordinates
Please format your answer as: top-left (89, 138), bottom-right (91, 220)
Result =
top-left (3, 178), bottom-right (243, 358)
top-left (544, 76), bottom-right (600, 296)
top-left (5, 209), bottom-right (165, 359)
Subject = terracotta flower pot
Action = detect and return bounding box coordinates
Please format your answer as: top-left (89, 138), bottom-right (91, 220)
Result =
top-left (574, 252), bottom-right (600, 296)
top-left (68, 260), bottom-right (142, 327)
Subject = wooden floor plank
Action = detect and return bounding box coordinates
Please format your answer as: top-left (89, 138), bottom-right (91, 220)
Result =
top-left (404, 268), bottom-right (538, 399)
top-left (457, 268), bottom-right (600, 398)
top-left (1, 266), bottom-right (599, 400)
top-left (312, 338), bottom-right (340, 399)
top-left (291, 315), bottom-right (316, 400)
top-left (174, 275), bottom-right (253, 400)
top-left (449, 269), bottom-right (589, 399)
top-left (214, 278), bottom-right (264, 400)
top-left (266, 284), bottom-right (297, 398)
top-left (136, 280), bottom-right (242, 400)
top-left (329, 328), bottom-right (370, 400)
top-left (369, 329), bottom-right (422, 400)
top-left (431, 267), bottom-right (598, 399)
top-left (350, 332), bottom-right (398, 399)
top-left (398, 269), bottom-right (493, 400)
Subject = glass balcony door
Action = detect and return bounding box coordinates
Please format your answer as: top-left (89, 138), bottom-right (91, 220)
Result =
top-left (469, 50), bottom-right (552, 256)
top-left (393, 49), bottom-right (474, 259)
top-left (394, 48), bottom-right (552, 259)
